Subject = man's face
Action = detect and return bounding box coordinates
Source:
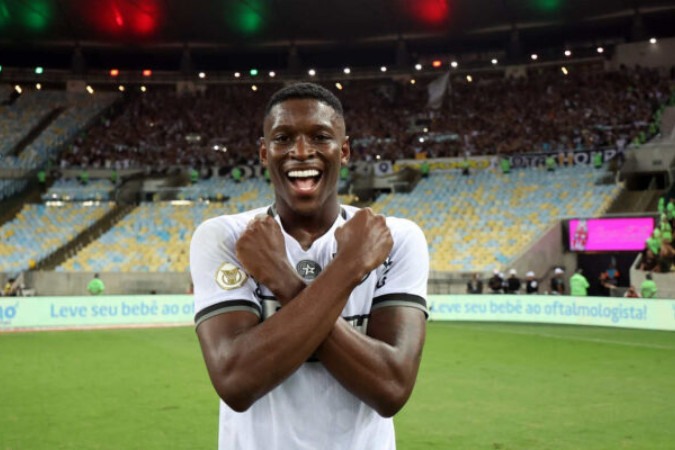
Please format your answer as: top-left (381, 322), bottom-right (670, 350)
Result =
top-left (260, 98), bottom-right (350, 217)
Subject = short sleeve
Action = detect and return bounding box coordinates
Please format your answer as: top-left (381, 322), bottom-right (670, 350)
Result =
top-left (372, 218), bottom-right (429, 317)
top-left (190, 217), bottom-right (261, 327)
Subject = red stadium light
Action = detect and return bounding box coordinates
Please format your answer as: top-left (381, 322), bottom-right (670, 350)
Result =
top-left (432, 60), bottom-right (442, 68)
top-left (84, 0), bottom-right (161, 37)
top-left (142, 69), bottom-right (152, 77)
top-left (110, 69), bottom-right (120, 77)
top-left (409, 0), bottom-right (449, 25)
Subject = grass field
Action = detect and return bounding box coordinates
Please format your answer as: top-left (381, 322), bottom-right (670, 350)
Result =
top-left (1, 322), bottom-right (674, 449)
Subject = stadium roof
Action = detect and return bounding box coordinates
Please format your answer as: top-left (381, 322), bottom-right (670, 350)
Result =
top-left (1, 0), bottom-right (674, 70)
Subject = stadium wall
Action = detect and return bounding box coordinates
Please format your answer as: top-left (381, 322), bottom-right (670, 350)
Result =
top-left (24, 271), bottom-right (192, 296)
top-left (612, 37), bottom-right (675, 70)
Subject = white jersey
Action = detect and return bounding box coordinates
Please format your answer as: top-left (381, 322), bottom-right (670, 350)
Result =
top-left (190, 204), bottom-right (429, 450)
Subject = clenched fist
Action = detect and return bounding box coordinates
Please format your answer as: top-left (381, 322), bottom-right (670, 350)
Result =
top-left (236, 214), bottom-right (293, 288)
top-left (334, 208), bottom-right (393, 281)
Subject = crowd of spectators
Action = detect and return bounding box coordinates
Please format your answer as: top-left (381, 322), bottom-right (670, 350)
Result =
top-left (56, 64), bottom-right (673, 171)
top-left (640, 197), bottom-right (675, 274)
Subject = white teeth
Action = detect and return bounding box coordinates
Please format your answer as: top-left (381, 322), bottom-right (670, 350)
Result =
top-left (287, 169), bottom-right (320, 178)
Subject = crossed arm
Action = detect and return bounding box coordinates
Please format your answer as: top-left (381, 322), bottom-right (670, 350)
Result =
top-left (195, 209), bottom-right (427, 416)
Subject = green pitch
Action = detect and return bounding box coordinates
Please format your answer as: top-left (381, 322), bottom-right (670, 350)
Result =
top-left (1, 322), bottom-right (673, 449)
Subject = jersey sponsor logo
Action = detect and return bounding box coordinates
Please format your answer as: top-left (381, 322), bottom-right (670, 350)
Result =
top-left (296, 260), bottom-right (322, 280)
top-left (215, 262), bottom-right (247, 290)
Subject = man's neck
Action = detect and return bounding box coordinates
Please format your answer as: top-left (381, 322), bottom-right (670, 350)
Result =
top-left (276, 202), bottom-right (341, 250)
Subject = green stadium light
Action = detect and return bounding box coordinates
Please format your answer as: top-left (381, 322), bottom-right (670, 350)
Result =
top-left (21, 0), bottom-right (51, 31)
top-left (225, 0), bottom-right (267, 36)
top-left (35, 66), bottom-right (44, 75)
top-left (0, 0), bottom-right (10, 28)
top-left (249, 68), bottom-right (258, 76)
top-left (533, 0), bottom-right (561, 12)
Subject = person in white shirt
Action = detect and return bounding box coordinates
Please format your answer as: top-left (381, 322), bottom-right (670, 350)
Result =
top-left (190, 83), bottom-right (429, 450)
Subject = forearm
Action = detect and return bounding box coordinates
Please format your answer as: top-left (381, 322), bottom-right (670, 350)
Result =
top-left (315, 311), bottom-right (425, 417)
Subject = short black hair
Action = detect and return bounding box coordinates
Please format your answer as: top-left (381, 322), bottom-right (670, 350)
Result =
top-left (265, 83), bottom-right (343, 118)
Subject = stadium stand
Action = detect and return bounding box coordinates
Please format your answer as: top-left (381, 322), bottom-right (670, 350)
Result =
top-left (55, 66), bottom-right (671, 168)
top-left (3, 91), bottom-right (119, 170)
top-left (372, 165), bottom-right (621, 272)
top-left (0, 203), bottom-right (115, 273)
top-left (56, 178), bottom-right (274, 272)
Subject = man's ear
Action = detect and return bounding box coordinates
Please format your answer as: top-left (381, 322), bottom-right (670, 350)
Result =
top-left (341, 136), bottom-right (351, 165)
top-left (259, 137), bottom-right (267, 167)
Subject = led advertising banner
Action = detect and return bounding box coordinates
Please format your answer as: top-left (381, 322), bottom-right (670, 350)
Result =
top-left (429, 295), bottom-right (675, 331)
top-left (2, 295), bottom-right (674, 332)
top-left (568, 217), bottom-right (654, 252)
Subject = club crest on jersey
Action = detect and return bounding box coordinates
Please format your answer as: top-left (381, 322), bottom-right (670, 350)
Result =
top-left (215, 262), bottom-right (247, 290)
top-left (296, 260), bottom-right (322, 280)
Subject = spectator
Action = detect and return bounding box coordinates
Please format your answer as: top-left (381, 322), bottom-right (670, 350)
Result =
top-left (500, 156), bottom-right (511, 174)
top-left (550, 267), bottom-right (565, 295)
top-left (488, 270), bottom-right (503, 294)
top-left (640, 273), bottom-right (657, 298)
top-left (570, 269), bottom-right (590, 296)
top-left (599, 261), bottom-right (620, 295)
top-left (460, 158), bottom-right (470, 176)
top-left (3, 278), bottom-right (17, 297)
top-left (506, 269), bottom-right (521, 294)
top-left (624, 286), bottom-right (640, 298)
top-left (87, 273), bottom-right (105, 295)
top-left (640, 247), bottom-right (658, 272)
top-left (525, 271), bottom-right (538, 294)
top-left (466, 273), bottom-right (483, 294)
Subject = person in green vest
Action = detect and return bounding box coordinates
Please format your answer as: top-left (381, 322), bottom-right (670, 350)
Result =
top-left (189, 167), bottom-right (199, 184)
top-left (79, 169), bottom-right (89, 185)
top-left (420, 160), bottom-right (430, 178)
top-left (593, 151), bottom-right (602, 169)
top-left (339, 165), bottom-right (350, 182)
top-left (500, 156), bottom-right (511, 174)
top-left (231, 166), bottom-right (243, 183)
top-left (648, 122), bottom-right (658, 136)
top-left (37, 169), bottom-right (47, 191)
top-left (459, 158), bottom-right (470, 176)
top-left (110, 169), bottom-right (119, 185)
top-left (658, 197), bottom-right (665, 215)
top-left (646, 230), bottom-right (662, 256)
top-left (640, 273), bottom-right (657, 298)
top-left (569, 268), bottom-right (590, 296)
top-left (87, 273), bottom-right (105, 295)
top-left (667, 198), bottom-right (675, 225)
top-left (545, 155), bottom-right (556, 172)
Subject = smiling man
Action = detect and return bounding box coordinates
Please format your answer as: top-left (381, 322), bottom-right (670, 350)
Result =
top-left (190, 83), bottom-right (429, 449)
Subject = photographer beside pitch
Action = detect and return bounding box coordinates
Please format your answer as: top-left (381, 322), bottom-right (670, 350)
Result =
top-left (190, 83), bottom-right (429, 449)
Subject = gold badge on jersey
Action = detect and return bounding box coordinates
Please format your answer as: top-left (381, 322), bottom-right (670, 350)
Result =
top-left (215, 262), bottom-right (248, 290)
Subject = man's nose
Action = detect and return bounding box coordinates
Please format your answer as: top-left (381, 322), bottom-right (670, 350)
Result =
top-left (291, 136), bottom-right (315, 159)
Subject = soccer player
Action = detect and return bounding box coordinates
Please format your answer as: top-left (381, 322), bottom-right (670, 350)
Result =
top-left (190, 83), bottom-right (429, 449)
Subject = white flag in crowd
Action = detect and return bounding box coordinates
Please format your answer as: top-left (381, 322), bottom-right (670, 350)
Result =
top-left (427, 72), bottom-right (450, 110)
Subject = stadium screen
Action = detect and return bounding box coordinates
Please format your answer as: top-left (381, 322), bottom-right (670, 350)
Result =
top-left (566, 217), bottom-right (654, 252)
